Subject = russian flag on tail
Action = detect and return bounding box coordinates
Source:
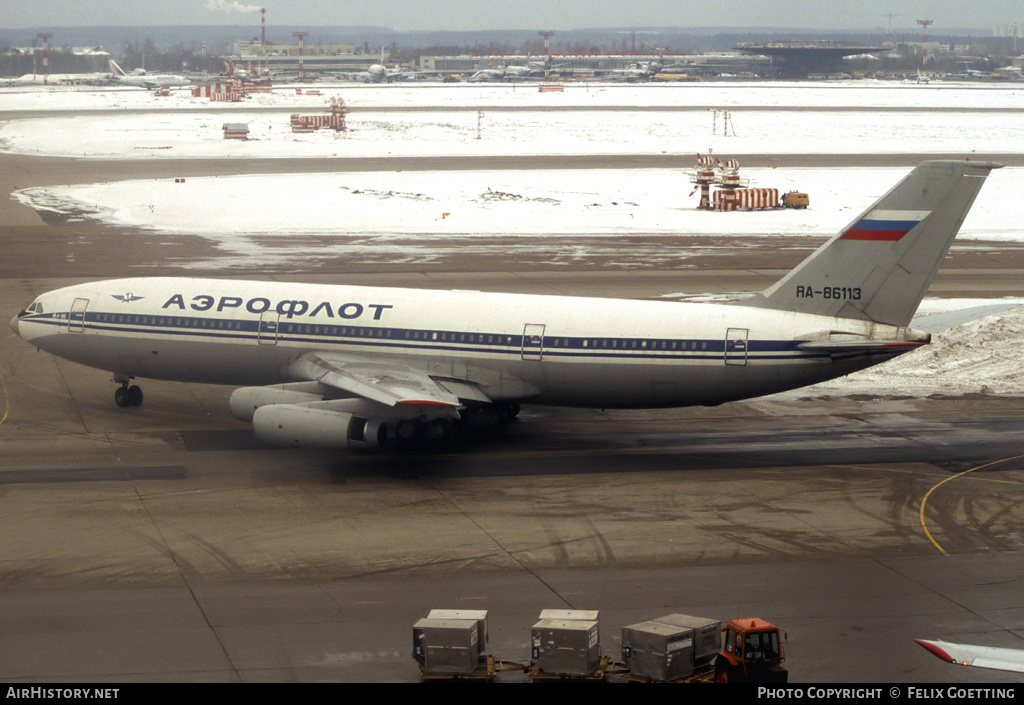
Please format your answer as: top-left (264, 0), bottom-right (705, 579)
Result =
top-left (841, 209), bottom-right (930, 241)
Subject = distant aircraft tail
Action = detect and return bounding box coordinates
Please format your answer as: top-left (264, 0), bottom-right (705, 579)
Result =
top-left (741, 160), bottom-right (1001, 327)
top-left (109, 59), bottom-right (127, 78)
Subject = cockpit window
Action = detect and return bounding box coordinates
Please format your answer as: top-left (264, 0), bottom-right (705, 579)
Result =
top-left (21, 301), bottom-right (43, 315)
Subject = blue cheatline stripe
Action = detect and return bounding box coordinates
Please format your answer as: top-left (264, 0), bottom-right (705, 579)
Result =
top-left (24, 311), bottom-right (846, 363)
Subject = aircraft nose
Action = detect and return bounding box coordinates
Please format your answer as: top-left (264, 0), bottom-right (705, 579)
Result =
top-left (9, 314), bottom-right (19, 337)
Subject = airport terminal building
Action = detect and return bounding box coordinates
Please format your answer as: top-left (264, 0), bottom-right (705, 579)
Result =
top-left (419, 52), bottom-right (770, 79)
top-left (225, 41), bottom-right (771, 80)
top-left (229, 40), bottom-right (392, 78)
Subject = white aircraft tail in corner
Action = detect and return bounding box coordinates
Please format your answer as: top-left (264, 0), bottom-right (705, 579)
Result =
top-left (915, 638), bottom-right (1024, 674)
top-left (742, 160), bottom-right (1001, 327)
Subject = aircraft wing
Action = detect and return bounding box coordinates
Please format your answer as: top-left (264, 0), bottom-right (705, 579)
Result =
top-left (915, 639), bottom-right (1024, 674)
top-left (286, 351), bottom-right (474, 408)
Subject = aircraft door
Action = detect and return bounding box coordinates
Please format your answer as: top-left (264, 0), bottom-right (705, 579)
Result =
top-left (725, 328), bottom-right (749, 366)
top-left (68, 298), bottom-right (89, 333)
top-left (521, 323), bottom-right (545, 361)
top-left (258, 311), bottom-right (279, 345)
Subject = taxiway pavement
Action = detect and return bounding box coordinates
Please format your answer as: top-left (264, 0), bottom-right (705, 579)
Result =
top-left (1, 147), bottom-right (1023, 683)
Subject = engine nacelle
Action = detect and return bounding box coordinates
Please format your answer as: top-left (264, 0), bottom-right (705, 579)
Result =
top-left (251, 398), bottom-right (459, 449)
top-left (229, 382), bottom-right (329, 422)
top-left (253, 403), bottom-right (388, 449)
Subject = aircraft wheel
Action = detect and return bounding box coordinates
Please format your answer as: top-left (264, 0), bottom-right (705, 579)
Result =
top-left (127, 385), bottom-right (143, 407)
top-left (419, 418), bottom-right (451, 442)
top-left (715, 658), bottom-right (736, 683)
top-left (115, 384), bottom-right (144, 408)
top-left (498, 402), bottom-right (521, 422)
top-left (396, 420), bottom-right (419, 442)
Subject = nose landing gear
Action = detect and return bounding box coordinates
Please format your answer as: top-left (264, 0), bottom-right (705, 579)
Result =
top-left (113, 378), bottom-right (143, 408)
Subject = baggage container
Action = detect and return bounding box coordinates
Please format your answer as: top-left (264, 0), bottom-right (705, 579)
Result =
top-left (532, 617), bottom-right (601, 676)
top-left (655, 613), bottom-right (721, 665)
top-left (413, 618), bottom-right (479, 676)
top-left (622, 620), bottom-right (695, 681)
top-left (426, 609), bottom-right (488, 654)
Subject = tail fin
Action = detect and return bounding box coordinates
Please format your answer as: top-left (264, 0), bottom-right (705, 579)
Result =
top-left (741, 160), bottom-right (1001, 327)
top-left (109, 60), bottom-right (126, 78)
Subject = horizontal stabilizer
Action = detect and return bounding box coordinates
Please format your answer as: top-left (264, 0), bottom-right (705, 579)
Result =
top-left (910, 303), bottom-right (1021, 333)
top-left (797, 340), bottom-right (928, 354)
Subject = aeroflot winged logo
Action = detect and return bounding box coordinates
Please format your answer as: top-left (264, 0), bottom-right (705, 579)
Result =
top-left (841, 209), bottom-right (931, 242)
top-left (112, 292), bottom-right (144, 304)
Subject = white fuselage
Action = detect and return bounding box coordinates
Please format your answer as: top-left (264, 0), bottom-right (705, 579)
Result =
top-left (12, 277), bottom-right (916, 409)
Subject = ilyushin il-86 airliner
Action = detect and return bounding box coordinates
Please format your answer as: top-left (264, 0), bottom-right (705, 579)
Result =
top-left (10, 161), bottom-right (1000, 450)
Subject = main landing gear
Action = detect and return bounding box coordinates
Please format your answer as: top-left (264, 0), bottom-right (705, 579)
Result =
top-left (389, 402), bottom-right (521, 449)
top-left (113, 378), bottom-right (143, 408)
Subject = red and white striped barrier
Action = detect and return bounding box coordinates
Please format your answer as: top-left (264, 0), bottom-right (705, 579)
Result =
top-left (290, 98), bottom-right (348, 132)
top-left (713, 188), bottom-right (780, 211)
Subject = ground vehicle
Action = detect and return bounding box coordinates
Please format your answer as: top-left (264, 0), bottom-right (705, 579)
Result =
top-left (782, 190), bottom-right (809, 208)
top-left (714, 618), bottom-right (789, 683)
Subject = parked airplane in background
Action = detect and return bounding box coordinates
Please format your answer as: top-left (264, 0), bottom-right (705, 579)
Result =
top-left (108, 60), bottom-right (192, 89)
top-left (354, 47), bottom-right (424, 83)
top-left (10, 161), bottom-right (1000, 450)
top-left (363, 62), bottom-right (423, 83)
top-left (468, 62), bottom-right (547, 82)
top-left (915, 639), bottom-right (1024, 674)
top-left (603, 59), bottom-right (665, 81)
top-left (9, 71), bottom-right (111, 86)
top-left (951, 62), bottom-right (990, 80)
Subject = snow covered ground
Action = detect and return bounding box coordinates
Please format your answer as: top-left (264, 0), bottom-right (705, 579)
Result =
top-left (771, 300), bottom-right (1024, 400)
top-left (2, 80), bottom-right (1024, 399)
top-left (2, 81), bottom-right (1023, 159)
top-left (10, 166), bottom-right (1020, 242)
top-left (3, 80), bottom-right (1021, 242)
top-left (4, 79), bottom-right (1023, 111)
